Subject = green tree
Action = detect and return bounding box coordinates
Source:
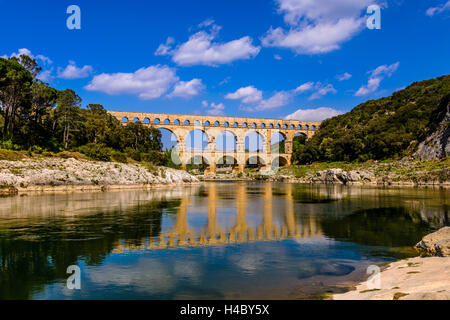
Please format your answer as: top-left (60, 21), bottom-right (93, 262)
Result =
top-left (0, 58), bottom-right (33, 140)
top-left (55, 89), bottom-right (82, 149)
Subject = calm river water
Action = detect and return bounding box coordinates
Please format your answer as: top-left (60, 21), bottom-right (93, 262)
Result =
top-left (0, 182), bottom-right (448, 299)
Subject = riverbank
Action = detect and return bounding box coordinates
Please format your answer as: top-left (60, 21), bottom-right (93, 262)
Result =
top-left (199, 157), bottom-right (450, 187)
top-left (0, 157), bottom-right (198, 195)
top-left (332, 227), bottom-right (450, 300)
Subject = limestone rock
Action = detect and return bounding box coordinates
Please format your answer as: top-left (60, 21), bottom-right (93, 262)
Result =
top-left (414, 95), bottom-right (450, 160)
top-left (312, 169), bottom-right (375, 185)
top-left (415, 227), bottom-right (450, 257)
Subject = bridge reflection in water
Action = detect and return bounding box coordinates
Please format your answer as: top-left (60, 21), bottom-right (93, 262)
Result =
top-left (113, 183), bottom-right (322, 252)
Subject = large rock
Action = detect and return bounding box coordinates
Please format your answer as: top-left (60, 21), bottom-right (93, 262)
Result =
top-left (414, 95), bottom-right (450, 160)
top-left (312, 169), bottom-right (375, 185)
top-left (415, 227), bottom-right (450, 257)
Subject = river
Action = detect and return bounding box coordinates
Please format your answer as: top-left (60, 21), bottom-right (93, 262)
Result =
top-left (0, 182), bottom-right (448, 299)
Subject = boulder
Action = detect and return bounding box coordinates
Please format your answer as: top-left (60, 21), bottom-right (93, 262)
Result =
top-left (312, 169), bottom-right (375, 185)
top-left (415, 227), bottom-right (450, 256)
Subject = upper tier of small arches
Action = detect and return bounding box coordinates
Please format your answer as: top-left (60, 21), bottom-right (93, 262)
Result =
top-left (117, 116), bottom-right (320, 131)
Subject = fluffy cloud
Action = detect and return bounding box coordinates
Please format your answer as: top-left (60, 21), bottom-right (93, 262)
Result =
top-left (202, 101), bottom-right (225, 115)
top-left (295, 81), bottom-right (337, 100)
top-left (227, 81), bottom-right (337, 112)
top-left (155, 37), bottom-right (175, 56)
top-left (246, 91), bottom-right (292, 111)
top-left (294, 81), bottom-right (315, 93)
top-left (225, 86), bottom-right (263, 104)
top-left (285, 107), bottom-right (344, 122)
top-left (168, 78), bottom-right (204, 98)
top-left (1, 48), bottom-right (52, 65)
top-left (426, 1), bottom-right (450, 16)
top-left (336, 72), bottom-right (352, 81)
top-left (85, 65), bottom-right (179, 100)
top-left (261, 0), bottom-right (378, 54)
top-left (156, 21), bottom-right (260, 66)
top-left (308, 83), bottom-right (337, 100)
top-left (355, 62), bottom-right (399, 96)
top-left (58, 61), bottom-right (93, 79)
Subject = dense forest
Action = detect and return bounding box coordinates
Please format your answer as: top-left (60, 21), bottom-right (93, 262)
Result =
top-left (293, 75), bottom-right (450, 164)
top-left (0, 55), bottom-right (170, 165)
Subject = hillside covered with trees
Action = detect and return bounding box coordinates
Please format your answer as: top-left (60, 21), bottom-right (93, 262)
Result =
top-left (0, 55), bottom-right (169, 164)
top-left (293, 75), bottom-right (450, 164)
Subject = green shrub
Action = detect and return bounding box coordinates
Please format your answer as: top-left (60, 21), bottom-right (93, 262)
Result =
top-left (141, 151), bottom-right (164, 165)
top-left (31, 145), bottom-right (44, 154)
top-left (79, 143), bottom-right (112, 161)
top-left (125, 147), bottom-right (141, 162)
top-left (111, 151), bottom-right (128, 163)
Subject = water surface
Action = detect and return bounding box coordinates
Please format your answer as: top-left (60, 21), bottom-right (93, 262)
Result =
top-left (0, 182), bottom-right (448, 299)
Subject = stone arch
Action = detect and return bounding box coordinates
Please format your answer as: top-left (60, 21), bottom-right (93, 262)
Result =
top-left (164, 118), bottom-right (170, 125)
top-left (174, 119), bottom-right (180, 125)
top-left (154, 118), bottom-right (161, 124)
top-left (132, 117), bottom-right (140, 123)
top-left (245, 155), bottom-right (266, 169)
top-left (143, 117), bottom-right (150, 124)
top-left (121, 117), bottom-right (129, 123)
top-left (271, 132), bottom-right (286, 154)
top-left (204, 120), bottom-right (210, 127)
top-left (271, 156), bottom-right (289, 169)
top-left (245, 131), bottom-right (265, 153)
top-left (185, 129), bottom-right (209, 151)
top-left (184, 119), bottom-right (190, 126)
top-left (215, 130), bottom-right (237, 152)
top-left (186, 155), bottom-right (211, 173)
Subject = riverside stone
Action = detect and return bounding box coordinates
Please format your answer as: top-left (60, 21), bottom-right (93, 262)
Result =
top-left (415, 227), bottom-right (450, 257)
top-left (0, 158), bottom-right (198, 188)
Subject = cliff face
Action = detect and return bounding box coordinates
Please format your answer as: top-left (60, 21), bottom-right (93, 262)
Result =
top-left (415, 95), bottom-right (450, 160)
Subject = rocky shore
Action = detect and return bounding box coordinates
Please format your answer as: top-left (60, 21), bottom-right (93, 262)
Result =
top-left (0, 158), bottom-right (198, 194)
top-left (332, 227), bottom-right (450, 300)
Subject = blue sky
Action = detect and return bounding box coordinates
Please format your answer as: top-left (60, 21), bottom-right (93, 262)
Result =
top-left (1, 0), bottom-right (450, 123)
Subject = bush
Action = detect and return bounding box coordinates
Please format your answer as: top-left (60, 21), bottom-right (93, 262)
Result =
top-left (125, 147), bottom-right (141, 162)
top-left (141, 151), bottom-right (164, 165)
top-left (79, 143), bottom-right (112, 161)
top-left (111, 151), bottom-right (128, 163)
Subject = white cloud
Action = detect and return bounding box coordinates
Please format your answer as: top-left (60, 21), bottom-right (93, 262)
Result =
top-left (274, 54), bottom-right (282, 60)
top-left (57, 61), bottom-right (93, 79)
top-left (285, 107), bottom-right (344, 122)
top-left (37, 69), bottom-right (54, 82)
top-left (225, 86), bottom-right (263, 104)
top-left (157, 22), bottom-right (260, 66)
top-left (261, 0), bottom-right (379, 54)
top-left (227, 81), bottom-right (337, 112)
top-left (426, 0), bottom-right (450, 16)
top-left (155, 37), bottom-right (175, 56)
top-left (2, 48), bottom-right (52, 65)
top-left (295, 81), bottom-right (337, 100)
top-left (168, 78), bottom-right (205, 98)
top-left (202, 101), bottom-right (225, 115)
top-left (248, 91), bottom-right (292, 111)
top-left (308, 83), bottom-right (337, 100)
top-left (355, 62), bottom-right (399, 96)
top-left (85, 65), bottom-right (179, 100)
top-left (295, 81), bottom-right (315, 93)
top-left (336, 72), bottom-right (352, 81)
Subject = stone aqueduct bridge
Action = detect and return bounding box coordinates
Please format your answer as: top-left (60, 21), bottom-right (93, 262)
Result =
top-left (108, 110), bottom-right (321, 173)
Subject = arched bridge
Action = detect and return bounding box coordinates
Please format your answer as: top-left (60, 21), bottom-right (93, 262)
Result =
top-left (108, 110), bottom-right (321, 173)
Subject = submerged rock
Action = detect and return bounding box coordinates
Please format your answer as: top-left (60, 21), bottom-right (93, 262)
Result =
top-left (415, 227), bottom-right (450, 257)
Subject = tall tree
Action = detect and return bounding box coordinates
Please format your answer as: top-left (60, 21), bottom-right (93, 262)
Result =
top-left (55, 89), bottom-right (82, 149)
top-left (0, 58), bottom-right (33, 140)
